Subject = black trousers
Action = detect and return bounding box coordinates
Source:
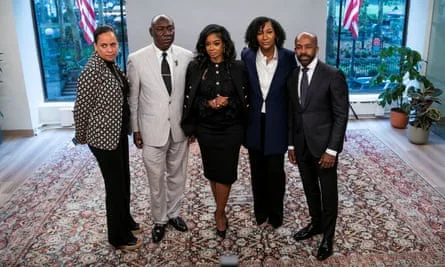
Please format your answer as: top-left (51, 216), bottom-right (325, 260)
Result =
top-left (297, 141), bottom-right (338, 241)
top-left (89, 134), bottom-right (136, 246)
top-left (248, 114), bottom-right (286, 226)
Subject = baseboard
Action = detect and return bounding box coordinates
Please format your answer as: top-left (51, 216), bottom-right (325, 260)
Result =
top-left (2, 129), bottom-right (35, 138)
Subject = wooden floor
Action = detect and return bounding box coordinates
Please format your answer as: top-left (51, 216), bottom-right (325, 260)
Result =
top-left (0, 118), bottom-right (444, 207)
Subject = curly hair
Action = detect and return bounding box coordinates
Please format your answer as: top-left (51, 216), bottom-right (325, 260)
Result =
top-left (195, 24), bottom-right (236, 68)
top-left (244, 16), bottom-right (286, 51)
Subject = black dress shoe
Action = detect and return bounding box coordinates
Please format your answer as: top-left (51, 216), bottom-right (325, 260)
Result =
top-left (255, 216), bottom-right (268, 226)
top-left (293, 223), bottom-right (322, 241)
top-left (168, 217), bottom-right (188, 232)
top-left (130, 222), bottom-right (143, 234)
top-left (269, 217), bottom-right (283, 229)
top-left (152, 224), bottom-right (166, 243)
top-left (317, 237), bottom-right (333, 261)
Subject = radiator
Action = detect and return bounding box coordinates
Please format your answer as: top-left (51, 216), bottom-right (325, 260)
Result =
top-left (59, 107), bottom-right (74, 126)
top-left (350, 100), bottom-right (384, 117)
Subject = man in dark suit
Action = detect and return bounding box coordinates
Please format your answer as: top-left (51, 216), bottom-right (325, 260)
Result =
top-left (241, 17), bottom-right (297, 229)
top-left (287, 32), bottom-right (349, 261)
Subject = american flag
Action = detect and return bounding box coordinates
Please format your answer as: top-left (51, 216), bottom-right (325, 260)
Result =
top-left (76, 0), bottom-right (96, 44)
top-left (342, 0), bottom-right (362, 40)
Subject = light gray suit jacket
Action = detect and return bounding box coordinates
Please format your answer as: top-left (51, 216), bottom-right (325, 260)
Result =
top-left (128, 44), bottom-right (193, 146)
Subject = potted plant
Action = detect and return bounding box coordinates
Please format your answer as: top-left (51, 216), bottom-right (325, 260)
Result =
top-left (406, 82), bottom-right (442, 144)
top-left (374, 46), bottom-right (425, 129)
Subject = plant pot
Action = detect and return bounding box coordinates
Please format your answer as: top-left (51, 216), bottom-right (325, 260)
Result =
top-left (390, 109), bottom-right (408, 129)
top-left (407, 124), bottom-right (430, 144)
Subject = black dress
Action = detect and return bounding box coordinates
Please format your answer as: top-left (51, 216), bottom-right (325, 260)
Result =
top-left (194, 62), bottom-right (243, 185)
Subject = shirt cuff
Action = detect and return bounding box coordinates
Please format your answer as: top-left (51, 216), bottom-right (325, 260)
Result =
top-left (288, 146), bottom-right (294, 150)
top-left (326, 148), bottom-right (337, 157)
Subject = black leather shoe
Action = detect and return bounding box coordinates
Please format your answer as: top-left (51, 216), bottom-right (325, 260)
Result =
top-left (269, 217), bottom-right (283, 229)
top-left (293, 223), bottom-right (322, 241)
top-left (317, 237), bottom-right (333, 261)
top-left (256, 216), bottom-right (267, 226)
top-left (130, 222), bottom-right (143, 234)
top-left (168, 217), bottom-right (188, 232)
top-left (152, 224), bottom-right (166, 243)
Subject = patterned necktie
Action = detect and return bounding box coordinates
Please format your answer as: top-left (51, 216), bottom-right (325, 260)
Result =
top-left (161, 52), bottom-right (172, 95)
top-left (300, 67), bottom-right (309, 105)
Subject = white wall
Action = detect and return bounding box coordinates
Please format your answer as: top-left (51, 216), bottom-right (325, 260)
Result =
top-left (126, 0), bottom-right (327, 60)
top-left (12, 0), bottom-right (45, 132)
top-left (0, 0), bottom-right (35, 131)
top-left (0, 1), bottom-right (437, 130)
top-left (405, 0), bottom-right (434, 62)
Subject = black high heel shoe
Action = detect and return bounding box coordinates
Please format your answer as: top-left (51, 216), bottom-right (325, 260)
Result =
top-left (216, 216), bottom-right (229, 238)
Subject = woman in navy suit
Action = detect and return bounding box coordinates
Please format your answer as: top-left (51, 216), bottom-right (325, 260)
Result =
top-left (182, 24), bottom-right (248, 238)
top-left (241, 17), bottom-right (297, 228)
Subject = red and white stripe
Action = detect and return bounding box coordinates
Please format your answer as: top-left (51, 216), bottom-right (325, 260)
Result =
top-left (76, 0), bottom-right (96, 45)
top-left (342, 0), bottom-right (362, 40)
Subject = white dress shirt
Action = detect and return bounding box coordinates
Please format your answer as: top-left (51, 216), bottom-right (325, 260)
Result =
top-left (256, 47), bottom-right (278, 113)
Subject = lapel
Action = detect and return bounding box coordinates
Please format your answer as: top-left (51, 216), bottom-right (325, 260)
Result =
top-left (245, 51), bottom-right (261, 98)
top-left (302, 62), bottom-right (323, 108)
top-left (146, 45), bottom-right (170, 97)
top-left (170, 45), bottom-right (180, 94)
top-left (266, 49), bottom-right (285, 99)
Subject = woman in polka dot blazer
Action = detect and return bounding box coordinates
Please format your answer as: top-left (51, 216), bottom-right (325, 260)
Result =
top-left (73, 25), bottom-right (142, 251)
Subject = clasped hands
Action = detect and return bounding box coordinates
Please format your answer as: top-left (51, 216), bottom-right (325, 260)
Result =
top-left (288, 150), bottom-right (336, 169)
top-left (207, 94), bottom-right (229, 110)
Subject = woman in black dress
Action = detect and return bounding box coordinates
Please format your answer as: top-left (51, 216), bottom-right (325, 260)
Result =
top-left (181, 24), bottom-right (248, 238)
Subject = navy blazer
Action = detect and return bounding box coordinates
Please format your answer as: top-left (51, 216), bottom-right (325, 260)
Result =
top-left (287, 61), bottom-right (349, 158)
top-left (241, 47), bottom-right (297, 155)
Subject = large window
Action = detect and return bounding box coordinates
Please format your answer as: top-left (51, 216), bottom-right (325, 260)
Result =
top-left (32, 0), bottom-right (128, 101)
top-left (326, 0), bottom-right (408, 94)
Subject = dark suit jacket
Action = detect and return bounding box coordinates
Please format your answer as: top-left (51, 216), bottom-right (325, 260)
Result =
top-left (181, 60), bottom-right (249, 136)
top-left (241, 47), bottom-right (297, 155)
top-left (287, 60), bottom-right (349, 159)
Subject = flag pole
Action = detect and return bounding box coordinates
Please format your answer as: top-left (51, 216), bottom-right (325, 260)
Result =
top-left (338, 0), bottom-right (359, 120)
top-left (336, 0), bottom-right (344, 68)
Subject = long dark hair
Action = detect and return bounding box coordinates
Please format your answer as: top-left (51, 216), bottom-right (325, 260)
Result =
top-left (195, 24), bottom-right (236, 68)
top-left (244, 16), bottom-right (286, 51)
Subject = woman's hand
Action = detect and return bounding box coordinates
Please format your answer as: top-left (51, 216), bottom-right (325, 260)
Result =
top-left (207, 94), bottom-right (229, 110)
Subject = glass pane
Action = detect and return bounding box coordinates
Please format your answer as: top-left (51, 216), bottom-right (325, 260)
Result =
top-left (426, 0), bottom-right (445, 138)
top-left (32, 0), bottom-right (128, 101)
top-left (326, 0), bottom-right (407, 94)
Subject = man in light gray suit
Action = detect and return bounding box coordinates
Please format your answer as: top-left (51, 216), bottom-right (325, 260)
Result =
top-left (128, 14), bottom-right (193, 243)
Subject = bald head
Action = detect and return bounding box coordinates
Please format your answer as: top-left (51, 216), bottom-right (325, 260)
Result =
top-left (149, 14), bottom-right (175, 51)
top-left (294, 32), bottom-right (319, 67)
top-left (295, 32), bottom-right (318, 47)
top-left (151, 14), bottom-right (174, 27)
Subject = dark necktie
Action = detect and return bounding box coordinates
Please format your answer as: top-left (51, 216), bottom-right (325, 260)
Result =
top-left (161, 52), bottom-right (172, 95)
top-left (300, 67), bottom-right (309, 105)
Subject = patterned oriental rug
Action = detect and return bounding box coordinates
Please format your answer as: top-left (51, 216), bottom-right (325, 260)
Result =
top-left (0, 129), bottom-right (444, 266)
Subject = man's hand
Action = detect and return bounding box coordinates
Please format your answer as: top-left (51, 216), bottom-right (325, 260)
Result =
top-left (319, 152), bottom-right (335, 168)
top-left (133, 132), bottom-right (143, 149)
top-left (288, 149), bottom-right (297, 165)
